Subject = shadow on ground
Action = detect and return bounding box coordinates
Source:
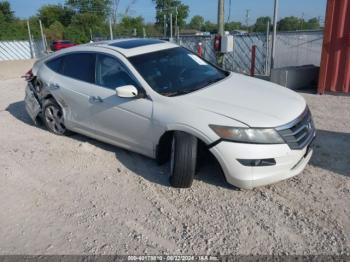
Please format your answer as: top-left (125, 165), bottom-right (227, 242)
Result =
top-left (6, 100), bottom-right (233, 189)
top-left (6, 101), bottom-right (34, 125)
top-left (310, 130), bottom-right (350, 177)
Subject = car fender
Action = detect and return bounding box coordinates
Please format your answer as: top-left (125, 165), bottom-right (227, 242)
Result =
top-left (164, 123), bottom-right (213, 145)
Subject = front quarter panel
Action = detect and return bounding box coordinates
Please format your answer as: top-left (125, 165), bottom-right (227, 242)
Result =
top-left (153, 98), bottom-right (248, 145)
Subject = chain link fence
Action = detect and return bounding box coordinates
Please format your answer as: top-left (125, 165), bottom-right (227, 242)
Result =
top-left (178, 30), bottom-right (323, 76)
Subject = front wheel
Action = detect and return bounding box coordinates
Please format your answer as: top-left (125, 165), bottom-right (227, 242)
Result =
top-left (169, 131), bottom-right (198, 188)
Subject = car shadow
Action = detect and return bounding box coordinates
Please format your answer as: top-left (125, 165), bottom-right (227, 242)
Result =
top-left (69, 133), bottom-right (235, 189)
top-left (6, 100), bottom-right (233, 189)
top-left (310, 130), bottom-right (350, 177)
top-left (6, 100), bottom-right (36, 125)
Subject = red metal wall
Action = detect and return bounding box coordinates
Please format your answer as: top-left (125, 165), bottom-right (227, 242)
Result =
top-left (318, 0), bottom-right (350, 94)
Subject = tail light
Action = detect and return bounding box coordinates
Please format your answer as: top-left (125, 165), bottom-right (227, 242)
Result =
top-left (22, 69), bottom-right (34, 81)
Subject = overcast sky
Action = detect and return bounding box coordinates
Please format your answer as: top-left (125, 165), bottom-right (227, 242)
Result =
top-left (8, 0), bottom-right (327, 24)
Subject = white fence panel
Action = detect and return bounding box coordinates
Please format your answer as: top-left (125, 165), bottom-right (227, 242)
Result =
top-left (0, 40), bottom-right (46, 61)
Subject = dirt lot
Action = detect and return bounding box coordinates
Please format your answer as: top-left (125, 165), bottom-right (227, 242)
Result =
top-left (0, 60), bottom-right (349, 255)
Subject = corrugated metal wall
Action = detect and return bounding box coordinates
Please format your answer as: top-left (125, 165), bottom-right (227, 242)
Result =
top-left (0, 40), bottom-right (45, 61)
top-left (318, 0), bottom-right (350, 94)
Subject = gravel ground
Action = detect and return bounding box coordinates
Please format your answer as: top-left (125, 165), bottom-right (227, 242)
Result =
top-left (0, 60), bottom-right (349, 255)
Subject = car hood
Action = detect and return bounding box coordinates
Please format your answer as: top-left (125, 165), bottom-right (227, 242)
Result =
top-left (180, 73), bottom-right (306, 127)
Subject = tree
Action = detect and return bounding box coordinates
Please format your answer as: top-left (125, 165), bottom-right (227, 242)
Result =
top-left (152, 0), bottom-right (189, 32)
top-left (0, 0), bottom-right (14, 22)
top-left (277, 16), bottom-right (302, 31)
top-left (253, 16), bottom-right (271, 32)
top-left (306, 17), bottom-right (320, 30)
top-left (45, 21), bottom-right (65, 42)
top-left (189, 15), bottom-right (204, 31)
top-left (202, 20), bottom-right (217, 33)
top-left (225, 21), bottom-right (242, 32)
top-left (37, 4), bottom-right (74, 27)
top-left (65, 0), bottom-right (112, 21)
top-left (119, 16), bottom-right (144, 36)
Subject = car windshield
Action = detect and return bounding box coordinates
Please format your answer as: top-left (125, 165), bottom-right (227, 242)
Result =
top-left (128, 47), bottom-right (228, 97)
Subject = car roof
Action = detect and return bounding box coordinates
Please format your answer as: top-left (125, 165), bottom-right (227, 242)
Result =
top-left (89, 38), bottom-right (178, 57)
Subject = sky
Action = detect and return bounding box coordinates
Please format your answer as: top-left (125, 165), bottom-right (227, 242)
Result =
top-left (8, 0), bottom-right (327, 24)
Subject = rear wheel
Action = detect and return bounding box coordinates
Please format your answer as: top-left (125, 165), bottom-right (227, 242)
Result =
top-left (169, 131), bottom-right (198, 188)
top-left (42, 99), bottom-right (68, 135)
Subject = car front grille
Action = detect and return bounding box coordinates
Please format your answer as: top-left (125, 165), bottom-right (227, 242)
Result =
top-left (276, 108), bottom-right (316, 150)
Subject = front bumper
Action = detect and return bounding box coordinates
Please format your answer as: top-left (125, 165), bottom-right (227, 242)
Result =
top-left (209, 141), bottom-right (314, 189)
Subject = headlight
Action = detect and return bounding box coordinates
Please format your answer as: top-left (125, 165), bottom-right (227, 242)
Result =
top-left (209, 125), bottom-right (284, 144)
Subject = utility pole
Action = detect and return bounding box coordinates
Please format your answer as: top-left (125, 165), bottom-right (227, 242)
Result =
top-left (271, 0), bottom-right (279, 71)
top-left (245, 9), bottom-right (250, 32)
top-left (265, 20), bottom-right (270, 75)
top-left (27, 20), bottom-right (34, 58)
top-left (38, 20), bottom-right (46, 53)
top-left (175, 7), bottom-right (178, 39)
top-left (109, 19), bottom-right (113, 40)
top-left (163, 14), bottom-right (167, 38)
top-left (170, 13), bottom-right (173, 40)
top-left (301, 12), bottom-right (305, 30)
top-left (217, 0), bottom-right (225, 67)
top-left (218, 0), bottom-right (225, 36)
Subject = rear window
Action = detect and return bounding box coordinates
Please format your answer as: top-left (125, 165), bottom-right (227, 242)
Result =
top-left (61, 53), bottom-right (95, 83)
top-left (46, 57), bottom-right (63, 73)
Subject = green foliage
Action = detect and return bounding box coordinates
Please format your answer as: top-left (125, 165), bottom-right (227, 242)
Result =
top-left (277, 16), bottom-right (320, 31)
top-left (152, 0), bottom-right (189, 31)
top-left (225, 21), bottom-right (242, 32)
top-left (38, 4), bottom-right (74, 27)
top-left (253, 16), bottom-right (271, 32)
top-left (118, 16), bottom-right (144, 37)
top-left (0, 19), bottom-right (27, 40)
top-left (277, 16), bottom-right (302, 31)
top-left (0, 0), bottom-right (14, 22)
top-left (202, 20), bottom-right (217, 33)
top-left (306, 18), bottom-right (321, 30)
top-left (0, 1), bottom-right (27, 40)
top-left (45, 21), bottom-right (65, 42)
top-left (189, 15), bottom-right (204, 30)
top-left (144, 23), bottom-right (162, 37)
top-left (65, 0), bottom-right (111, 19)
top-left (65, 24), bottom-right (89, 43)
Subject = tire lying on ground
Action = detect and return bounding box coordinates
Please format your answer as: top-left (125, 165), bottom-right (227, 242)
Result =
top-left (169, 131), bottom-right (198, 188)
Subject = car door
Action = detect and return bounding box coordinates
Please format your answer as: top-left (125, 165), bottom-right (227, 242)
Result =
top-left (86, 53), bottom-right (154, 156)
top-left (46, 52), bottom-right (96, 132)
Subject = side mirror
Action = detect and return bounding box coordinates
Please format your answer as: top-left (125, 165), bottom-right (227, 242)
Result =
top-left (115, 85), bottom-right (138, 98)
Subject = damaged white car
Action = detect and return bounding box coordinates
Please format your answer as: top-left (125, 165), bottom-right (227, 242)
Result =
top-left (24, 39), bottom-right (316, 189)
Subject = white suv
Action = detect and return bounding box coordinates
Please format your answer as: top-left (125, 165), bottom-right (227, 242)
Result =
top-left (24, 39), bottom-right (316, 189)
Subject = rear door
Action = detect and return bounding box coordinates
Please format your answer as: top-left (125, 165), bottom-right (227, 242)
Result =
top-left (46, 52), bottom-right (96, 131)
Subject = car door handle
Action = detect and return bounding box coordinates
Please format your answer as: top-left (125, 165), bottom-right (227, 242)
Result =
top-left (49, 83), bottom-right (60, 90)
top-left (89, 96), bottom-right (103, 103)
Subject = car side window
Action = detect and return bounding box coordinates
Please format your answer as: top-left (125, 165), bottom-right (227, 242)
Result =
top-left (95, 54), bottom-right (137, 89)
top-left (46, 57), bottom-right (63, 73)
top-left (61, 53), bottom-right (95, 83)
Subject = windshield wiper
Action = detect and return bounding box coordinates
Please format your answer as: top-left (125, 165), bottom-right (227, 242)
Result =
top-left (199, 77), bottom-right (225, 88)
top-left (163, 77), bottom-right (226, 97)
top-left (163, 90), bottom-right (193, 97)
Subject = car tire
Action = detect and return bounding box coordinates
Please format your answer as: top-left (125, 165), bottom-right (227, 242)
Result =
top-left (42, 98), bottom-right (69, 136)
top-left (169, 131), bottom-right (198, 188)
